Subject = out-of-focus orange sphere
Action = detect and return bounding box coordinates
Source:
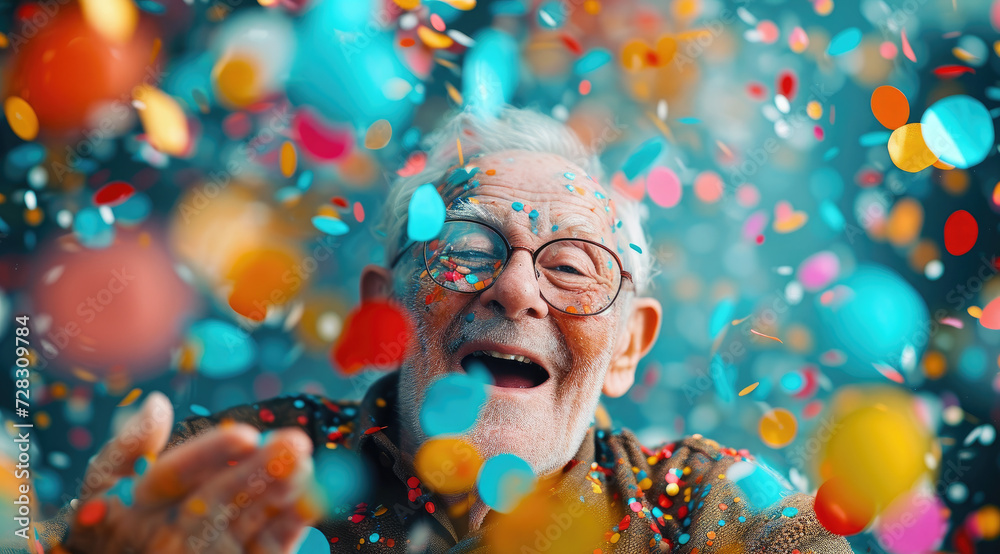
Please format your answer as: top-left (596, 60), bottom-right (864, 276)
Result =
top-left (31, 229), bottom-right (194, 378)
top-left (3, 4), bottom-right (155, 134)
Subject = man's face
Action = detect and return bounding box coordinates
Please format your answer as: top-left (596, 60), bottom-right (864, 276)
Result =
top-left (393, 150), bottom-right (631, 475)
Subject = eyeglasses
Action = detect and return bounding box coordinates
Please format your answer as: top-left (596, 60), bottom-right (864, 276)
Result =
top-left (389, 218), bottom-right (633, 315)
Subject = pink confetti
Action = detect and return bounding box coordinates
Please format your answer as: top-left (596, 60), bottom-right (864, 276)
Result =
top-left (901, 29), bottom-right (916, 62)
top-left (353, 201), bottom-right (365, 223)
top-left (939, 317), bottom-right (964, 329)
top-left (873, 362), bottom-right (905, 384)
top-left (397, 151), bottom-right (427, 176)
top-left (430, 13), bottom-right (445, 32)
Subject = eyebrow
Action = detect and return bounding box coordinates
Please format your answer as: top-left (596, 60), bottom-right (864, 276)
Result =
top-left (446, 201), bottom-right (505, 227)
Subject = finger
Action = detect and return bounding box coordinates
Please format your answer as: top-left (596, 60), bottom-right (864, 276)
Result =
top-left (82, 392), bottom-right (174, 496)
top-left (133, 423), bottom-right (261, 508)
top-left (247, 509), bottom-right (317, 554)
top-left (226, 455), bottom-right (315, 545)
top-left (175, 429), bottom-right (312, 542)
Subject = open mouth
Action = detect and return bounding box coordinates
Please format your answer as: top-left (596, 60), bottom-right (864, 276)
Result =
top-left (460, 350), bottom-right (550, 389)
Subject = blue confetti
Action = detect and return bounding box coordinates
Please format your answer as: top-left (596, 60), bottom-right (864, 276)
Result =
top-left (628, 243), bottom-right (642, 253)
top-left (826, 28), bottom-right (862, 56)
top-left (187, 319), bottom-right (257, 379)
top-left (621, 138), bottom-right (664, 180)
top-left (312, 215), bottom-right (349, 236)
top-left (294, 528), bottom-right (331, 554)
top-left (858, 131), bottom-right (891, 147)
top-left (512, 201), bottom-right (524, 211)
top-left (477, 453), bottom-right (536, 513)
top-left (921, 94), bottom-right (994, 168)
top-left (782, 506), bottom-right (799, 518)
top-left (574, 49), bottom-right (612, 74)
top-left (407, 183), bottom-right (446, 241)
top-left (73, 207), bottom-right (115, 249)
top-left (420, 368), bottom-right (490, 437)
top-left (564, 172), bottom-right (575, 180)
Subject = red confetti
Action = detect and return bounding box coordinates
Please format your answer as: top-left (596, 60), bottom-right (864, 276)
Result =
top-left (425, 501), bottom-right (436, 514)
top-left (332, 196), bottom-right (349, 208)
top-left (77, 499), bottom-right (108, 527)
top-left (777, 70), bottom-right (797, 100)
top-left (364, 425), bottom-right (388, 435)
top-left (93, 181), bottom-right (135, 207)
top-left (407, 476), bottom-right (420, 488)
top-left (259, 408), bottom-right (275, 423)
top-left (397, 151), bottom-right (427, 176)
top-left (944, 209), bottom-right (978, 255)
top-left (560, 33), bottom-right (583, 55)
top-left (619, 514), bottom-right (631, 530)
top-left (332, 300), bottom-right (411, 374)
top-left (400, 37), bottom-right (415, 48)
top-left (292, 109), bottom-right (353, 161)
top-left (932, 65), bottom-right (975, 79)
top-left (746, 82), bottom-right (767, 100)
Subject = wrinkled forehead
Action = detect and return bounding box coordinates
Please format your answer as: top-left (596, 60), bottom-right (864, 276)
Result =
top-left (438, 150), bottom-right (619, 241)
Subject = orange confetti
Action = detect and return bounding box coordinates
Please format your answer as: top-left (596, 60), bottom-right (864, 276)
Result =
top-left (870, 86), bottom-right (909, 130)
top-left (117, 388), bottom-right (143, 407)
top-left (750, 329), bottom-right (783, 343)
top-left (739, 382), bottom-right (760, 396)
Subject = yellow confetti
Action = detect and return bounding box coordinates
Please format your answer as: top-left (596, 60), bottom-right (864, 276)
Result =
top-left (213, 55), bottom-right (261, 108)
top-left (457, 138), bottom-right (464, 166)
top-left (888, 123), bottom-right (937, 173)
top-left (0, 32), bottom-right (9, 49)
top-left (417, 25), bottom-right (454, 49)
top-left (80, 0), bottom-right (138, 43)
top-left (750, 328), bottom-right (783, 343)
top-left (442, 0), bottom-right (476, 9)
top-left (4, 97), bottom-right (39, 141)
top-left (364, 119), bottom-right (392, 149)
top-left (759, 408), bottom-right (797, 448)
top-left (133, 86), bottom-right (190, 156)
top-left (738, 382), bottom-right (760, 396)
top-left (969, 306), bottom-right (983, 318)
top-left (151, 38), bottom-right (162, 64)
top-left (445, 81), bottom-right (463, 105)
top-left (118, 388), bottom-right (143, 407)
top-left (280, 141), bottom-right (297, 177)
top-left (807, 100), bottom-right (823, 120)
top-left (72, 368), bottom-right (100, 383)
top-left (716, 140), bottom-right (733, 159)
top-left (393, 0), bottom-right (421, 8)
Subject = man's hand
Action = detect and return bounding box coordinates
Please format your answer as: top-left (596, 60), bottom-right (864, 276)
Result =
top-left (63, 392), bottom-right (322, 554)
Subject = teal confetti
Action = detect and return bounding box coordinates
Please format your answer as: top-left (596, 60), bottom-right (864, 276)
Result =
top-left (628, 243), bottom-right (642, 253)
top-left (312, 215), bottom-right (349, 236)
top-left (408, 183), bottom-right (446, 241)
top-left (827, 28), bottom-right (862, 56)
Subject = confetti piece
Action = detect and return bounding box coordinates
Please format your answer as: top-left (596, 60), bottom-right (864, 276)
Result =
top-left (750, 329), bottom-right (783, 343)
top-left (920, 95), bottom-right (994, 168)
top-left (353, 202), bottom-right (365, 223)
top-left (933, 64), bottom-right (975, 78)
top-left (280, 141), bottom-right (297, 177)
top-left (789, 26), bottom-right (809, 53)
top-left (982, 297), bottom-right (1000, 329)
top-left (398, 151), bottom-right (427, 176)
top-left (646, 166), bottom-right (682, 208)
top-left (364, 119), bottom-right (392, 149)
top-left (407, 183), bottom-right (446, 241)
top-left (133, 86), bottom-right (189, 156)
top-left (888, 123), bottom-right (937, 173)
top-left (574, 48), bottom-right (612, 74)
top-left (827, 28), bottom-right (862, 56)
top-left (93, 182), bottom-right (135, 207)
top-left (739, 382), bottom-right (760, 396)
top-left (901, 29), bottom-right (917, 62)
top-left (117, 388), bottom-right (143, 407)
top-left (943, 209), bottom-right (977, 255)
top-left (417, 25), bottom-right (454, 49)
top-left (477, 453), bottom-right (536, 513)
top-left (621, 138), bottom-right (663, 180)
top-left (759, 408), bottom-right (797, 447)
top-left (313, 215), bottom-right (349, 236)
top-left (873, 362), bottom-right (905, 383)
top-left (871, 86), bottom-right (909, 130)
top-left (4, 97), bottom-right (39, 141)
top-left (333, 300), bottom-right (410, 374)
top-left (457, 138), bottom-right (464, 166)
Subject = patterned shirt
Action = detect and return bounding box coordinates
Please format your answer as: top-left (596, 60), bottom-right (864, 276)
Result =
top-left (41, 371), bottom-right (852, 553)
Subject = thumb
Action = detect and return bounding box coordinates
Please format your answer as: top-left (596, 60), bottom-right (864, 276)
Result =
top-left (80, 391), bottom-right (174, 499)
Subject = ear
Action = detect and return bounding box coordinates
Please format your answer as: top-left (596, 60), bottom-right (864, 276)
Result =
top-left (603, 297), bottom-right (663, 398)
top-left (360, 264), bottom-right (394, 302)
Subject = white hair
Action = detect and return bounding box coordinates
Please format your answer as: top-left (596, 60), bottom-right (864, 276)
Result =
top-left (377, 106), bottom-right (653, 295)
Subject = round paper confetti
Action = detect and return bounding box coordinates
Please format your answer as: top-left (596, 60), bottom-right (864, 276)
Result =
top-left (280, 141), bottom-right (297, 177)
top-left (943, 209), bottom-right (977, 255)
top-left (827, 28), bottom-right (862, 56)
top-left (187, 319), bottom-right (257, 378)
top-left (332, 300), bottom-right (410, 374)
top-left (759, 408), bottom-right (797, 448)
top-left (414, 438), bottom-right (483, 494)
top-left (93, 182), bottom-right (135, 207)
top-left (888, 123), bottom-right (937, 173)
top-left (871, 86), bottom-right (909, 130)
top-left (364, 119), bottom-right (393, 149)
top-left (407, 183), bottom-right (446, 241)
top-left (4, 96), bottom-right (39, 141)
top-left (420, 369), bottom-right (489, 437)
top-left (477, 453), bottom-right (536, 513)
top-left (920, 95), bottom-right (994, 168)
top-left (312, 215), bottom-right (349, 236)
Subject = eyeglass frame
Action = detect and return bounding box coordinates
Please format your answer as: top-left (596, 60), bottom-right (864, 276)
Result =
top-left (388, 217), bottom-right (634, 316)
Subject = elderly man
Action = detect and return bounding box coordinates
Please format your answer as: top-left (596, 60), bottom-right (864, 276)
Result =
top-left (40, 108), bottom-right (851, 553)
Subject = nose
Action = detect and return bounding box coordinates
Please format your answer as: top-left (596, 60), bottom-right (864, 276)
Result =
top-left (478, 248), bottom-right (549, 319)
